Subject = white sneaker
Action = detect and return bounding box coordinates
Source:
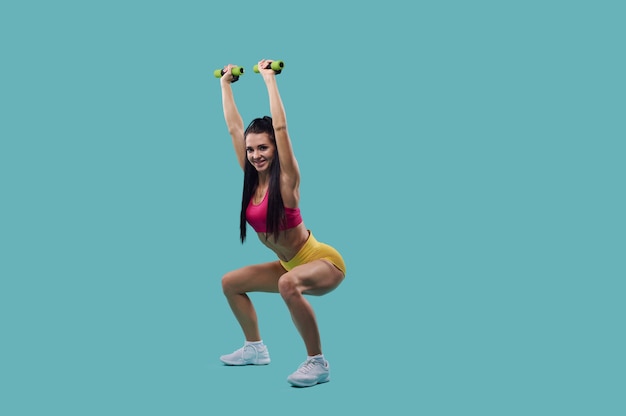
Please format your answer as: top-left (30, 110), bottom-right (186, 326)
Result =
top-left (220, 343), bottom-right (271, 366)
top-left (287, 358), bottom-right (330, 387)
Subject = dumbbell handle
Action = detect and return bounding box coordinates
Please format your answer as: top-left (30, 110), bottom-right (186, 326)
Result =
top-left (214, 66), bottom-right (245, 78)
top-left (253, 60), bottom-right (284, 73)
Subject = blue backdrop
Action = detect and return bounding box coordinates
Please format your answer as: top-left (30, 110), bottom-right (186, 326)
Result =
top-left (1, 1), bottom-right (624, 415)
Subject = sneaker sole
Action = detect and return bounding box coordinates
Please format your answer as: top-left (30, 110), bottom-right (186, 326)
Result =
top-left (287, 377), bottom-right (330, 387)
top-left (220, 359), bottom-right (271, 366)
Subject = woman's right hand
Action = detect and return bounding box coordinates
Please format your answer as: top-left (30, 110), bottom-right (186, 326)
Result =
top-left (219, 64), bottom-right (238, 85)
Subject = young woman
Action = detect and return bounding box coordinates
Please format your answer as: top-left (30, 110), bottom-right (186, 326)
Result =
top-left (217, 60), bottom-right (346, 387)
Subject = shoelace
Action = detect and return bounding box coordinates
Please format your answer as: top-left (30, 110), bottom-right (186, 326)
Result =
top-left (297, 359), bottom-right (322, 374)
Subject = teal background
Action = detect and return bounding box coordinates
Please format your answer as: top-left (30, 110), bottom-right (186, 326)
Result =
top-left (1, 1), bottom-right (624, 415)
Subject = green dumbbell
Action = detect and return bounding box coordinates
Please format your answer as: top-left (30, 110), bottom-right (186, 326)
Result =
top-left (253, 60), bottom-right (284, 74)
top-left (214, 66), bottom-right (245, 82)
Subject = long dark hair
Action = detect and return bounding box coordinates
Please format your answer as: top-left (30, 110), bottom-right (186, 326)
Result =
top-left (240, 116), bottom-right (286, 243)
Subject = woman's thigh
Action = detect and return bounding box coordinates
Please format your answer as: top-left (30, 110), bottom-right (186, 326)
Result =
top-left (280, 259), bottom-right (345, 296)
top-left (222, 261), bottom-right (287, 294)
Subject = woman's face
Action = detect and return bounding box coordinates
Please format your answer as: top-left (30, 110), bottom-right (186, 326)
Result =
top-left (245, 132), bottom-right (275, 173)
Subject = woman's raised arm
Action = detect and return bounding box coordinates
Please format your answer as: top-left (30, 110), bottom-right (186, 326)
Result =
top-left (257, 59), bottom-right (300, 187)
top-left (220, 64), bottom-right (246, 170)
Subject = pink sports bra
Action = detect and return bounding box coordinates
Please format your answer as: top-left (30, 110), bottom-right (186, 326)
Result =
top-left (246, 190), bottom-right (303, 233)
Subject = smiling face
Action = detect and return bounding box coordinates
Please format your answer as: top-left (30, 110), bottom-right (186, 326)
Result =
top-left (245, 132), bottom-right (276, 173)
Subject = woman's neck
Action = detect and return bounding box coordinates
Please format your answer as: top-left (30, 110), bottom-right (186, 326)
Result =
top-left (257, 173), bottom-right (270, 189)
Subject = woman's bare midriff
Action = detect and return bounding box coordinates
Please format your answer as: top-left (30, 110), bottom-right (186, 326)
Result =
top-left (256, 222), bottom-right (309, 262)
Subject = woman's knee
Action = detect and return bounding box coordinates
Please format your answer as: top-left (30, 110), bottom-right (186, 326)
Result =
top-left (221, 270), bottom-right (242, 295)
top-left (277, 273), bottom-right (300, 301)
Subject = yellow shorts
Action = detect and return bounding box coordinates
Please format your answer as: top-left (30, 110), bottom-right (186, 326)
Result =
top-left (280, 231), bottom-right (346, 275)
